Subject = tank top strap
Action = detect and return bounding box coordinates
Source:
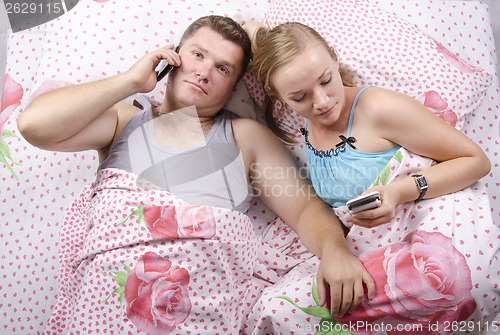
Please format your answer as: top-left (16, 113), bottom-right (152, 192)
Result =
top-left (346, 86), bottom-right (373, 137)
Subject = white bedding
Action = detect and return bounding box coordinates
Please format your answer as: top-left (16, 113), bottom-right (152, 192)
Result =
top-left (1, 0), bottom-right (499, 333)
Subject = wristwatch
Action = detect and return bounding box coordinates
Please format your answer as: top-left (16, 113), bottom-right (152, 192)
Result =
top-left (412, 174), bottom-right (428, 201)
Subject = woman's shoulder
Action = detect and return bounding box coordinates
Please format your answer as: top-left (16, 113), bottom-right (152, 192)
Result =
top-left (354, 86), bottom-right (408, 117)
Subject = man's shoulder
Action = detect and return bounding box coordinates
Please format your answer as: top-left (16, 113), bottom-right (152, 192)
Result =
top-left (231, 117), bottom-right (271, 143)
top-left (231, 117), bottom-right (285, 158)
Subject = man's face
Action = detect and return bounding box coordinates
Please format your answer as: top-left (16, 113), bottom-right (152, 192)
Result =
top-left (165, 27), bottom-right (244, 116)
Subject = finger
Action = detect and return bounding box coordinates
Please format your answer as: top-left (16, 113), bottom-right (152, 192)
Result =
top-left (338, 282), bottom-right (353, 317)
top-left (351, 206), bottom-right (382, 220)
top-left (316, 274), bottom-right (327, 307)
top-left (364, 270), bottom-right (376, 300)
top-left (154, 45), bottom-right (180, 65)
top-left (348, 279), bottom-right (364, 314)
top-left (351, 216), bottom-right (388, 228)
top-left (329, 282), bottom-right (342, 317)
top-left (158, 44), bottom-right (175, 52)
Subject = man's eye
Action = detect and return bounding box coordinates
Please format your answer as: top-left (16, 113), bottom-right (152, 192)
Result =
top-left (217, 66), bottom-right (229, 74)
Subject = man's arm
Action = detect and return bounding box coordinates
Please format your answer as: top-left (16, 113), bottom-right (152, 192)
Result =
top-left (17, 45), bottom-right (180, 155)
top-left (233, 118), bottom-right (375, 317)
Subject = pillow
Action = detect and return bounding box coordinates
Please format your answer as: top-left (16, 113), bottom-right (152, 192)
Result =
top-left (30, 0), bottom-right (271, 119)
top-left (243, 0), bottom-right (493, 133)
top-left (373, 0), bottom-right (498, 77)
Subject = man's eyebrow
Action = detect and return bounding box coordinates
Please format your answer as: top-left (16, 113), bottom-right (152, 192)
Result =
top-left (191, 43), bottom-right (237, 73)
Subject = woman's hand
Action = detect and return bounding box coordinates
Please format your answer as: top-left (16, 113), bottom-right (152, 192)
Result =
top-left (317, 243), bottom-right (375, 317)
top-left (346, 185), bottom-right (398, 228)
top-left (241, 20), bottom-right (268, 44)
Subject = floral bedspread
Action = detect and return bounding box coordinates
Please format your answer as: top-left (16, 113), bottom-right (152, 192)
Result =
top-left (246, 147), bottom-right (500, 335)
top-left (43, 148), bottom-right (500, 334)
top-left (44, 168), bottom-right (316, 334)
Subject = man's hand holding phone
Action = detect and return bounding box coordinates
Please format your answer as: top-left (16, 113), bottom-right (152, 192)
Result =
top-left (156, 45), bottom-right (180, 81)
top-left (125, 45), bottom-right (180, 94)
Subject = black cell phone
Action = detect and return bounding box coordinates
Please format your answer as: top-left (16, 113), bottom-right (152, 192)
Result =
top-left (346, 191), bottom-right (381, 213)
top-left (156, 46), bottom-right (179, 82)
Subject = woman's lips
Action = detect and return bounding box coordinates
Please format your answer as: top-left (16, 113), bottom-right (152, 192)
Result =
top-left (318, 106), bottom-right (334, 117)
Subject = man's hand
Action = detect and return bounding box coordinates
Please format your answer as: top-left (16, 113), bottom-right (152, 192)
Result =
top-left (316, 244), bottom-right (375, 317)
top-left (126, 44), bottom-right (181, 93)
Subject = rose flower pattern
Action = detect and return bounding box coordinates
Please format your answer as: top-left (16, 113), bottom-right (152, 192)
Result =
top-left (339, 230), bottom-right (476, 332)
top-left (417, 91), bottom-right (458, 128)
top-left (1, 74), bottom-right (24, 179)
top-left (143, 203), bottom-right (217, 239)
top-left (124, 252), bottom-right (191, 335)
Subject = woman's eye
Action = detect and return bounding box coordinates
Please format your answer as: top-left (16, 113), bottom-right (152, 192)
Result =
top-left (293, 95), bottom-right (305, 102)
top-left (322, 77), bottom-right (332, 85)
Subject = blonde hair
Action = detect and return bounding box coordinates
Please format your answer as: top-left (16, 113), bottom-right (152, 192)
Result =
top-left (252, 22), bottom-right (355, 143)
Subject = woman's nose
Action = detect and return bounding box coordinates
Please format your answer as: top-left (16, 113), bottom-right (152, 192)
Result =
top-left (313, 90), bottom-right (329, 110)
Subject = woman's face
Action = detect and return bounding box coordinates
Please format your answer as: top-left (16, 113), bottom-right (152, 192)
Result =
top-left (272, 42), bottom-right (346, 126)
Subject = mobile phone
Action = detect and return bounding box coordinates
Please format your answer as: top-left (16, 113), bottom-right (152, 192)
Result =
top-left (156, 46), bottom-right (179, 82)
top-left (346, 191), bottom-right (381, 214)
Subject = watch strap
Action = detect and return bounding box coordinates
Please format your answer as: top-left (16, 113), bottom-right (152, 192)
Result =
top-left (412, 174), bottom-right (428, 201)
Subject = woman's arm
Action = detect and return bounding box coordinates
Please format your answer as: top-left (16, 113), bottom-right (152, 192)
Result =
top-left (233, 118), bottom-right (375, 317)
top-left (350, 87), bottom-right (490, 227)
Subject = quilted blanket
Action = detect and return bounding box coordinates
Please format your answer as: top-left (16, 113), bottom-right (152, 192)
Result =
top-left (246, 147), bottom-right (500, 334)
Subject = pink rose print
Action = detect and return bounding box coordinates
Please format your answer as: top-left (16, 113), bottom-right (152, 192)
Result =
top-left (177, 205), bottom-right (217, 238)
top-left (1, 74), bottom-right (24, 180)
top-left (124, 251), bottom-right (191, 335)
top-left (432, 38), bottom-right (482, 73)
top-left (143, 205), bottom-right (179, 238)
top-left (1, 73), bottom-right (23, 134)
top-left (143, 204), bottom-right (216, 239)
top-left (339, 230), bottom-right (476, 332)
top-left (25, 79), bottom-right (73, 107)
top-left (418, 91), bottom-right (457, 127)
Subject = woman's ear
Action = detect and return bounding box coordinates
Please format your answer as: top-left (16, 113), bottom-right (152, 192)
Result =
top-left (329, 46), bottom-right (339, 61)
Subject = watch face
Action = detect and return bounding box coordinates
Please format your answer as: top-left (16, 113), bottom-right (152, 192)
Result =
top-left (416, 176), bottom-right (428, 188)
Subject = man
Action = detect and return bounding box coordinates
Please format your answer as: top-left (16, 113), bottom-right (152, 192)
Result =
top-left (17, 15), bottom-right (373, 320)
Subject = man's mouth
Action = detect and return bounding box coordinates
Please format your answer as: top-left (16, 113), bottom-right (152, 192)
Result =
top-left (186, 81), bottom-right (207, 94)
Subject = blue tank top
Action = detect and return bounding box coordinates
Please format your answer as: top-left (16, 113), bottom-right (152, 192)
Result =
top-left (305, 87), bottom-right (401, 207)
top-left (98, 95), bottom-right (254, 213)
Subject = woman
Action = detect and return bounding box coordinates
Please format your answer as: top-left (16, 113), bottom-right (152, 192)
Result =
top-left (244, 21), bottom-right (490, 228)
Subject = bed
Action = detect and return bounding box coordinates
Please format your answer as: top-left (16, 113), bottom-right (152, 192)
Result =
top-left (1, 0), bottom-right (499, 334)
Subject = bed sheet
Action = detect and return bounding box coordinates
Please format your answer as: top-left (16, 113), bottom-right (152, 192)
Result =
top-left (1, 0), bottom-right (499, 334)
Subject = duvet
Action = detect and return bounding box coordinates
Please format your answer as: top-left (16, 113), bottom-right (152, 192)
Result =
top-left (45, 148), bottom-right (500, 334)
top-left (246, 147), bottom-right (500, 334)
top-left (44, 168), bottom-right (315, 334)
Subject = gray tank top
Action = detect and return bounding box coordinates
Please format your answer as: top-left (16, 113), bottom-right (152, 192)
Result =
top-left (98, 95), bottom-right (254, 213)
